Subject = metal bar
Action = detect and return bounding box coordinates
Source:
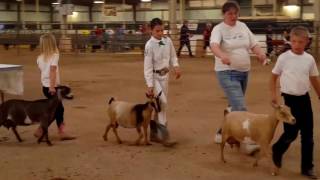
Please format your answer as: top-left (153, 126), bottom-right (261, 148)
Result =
top-left (1, 91), bottom-right (4, 103)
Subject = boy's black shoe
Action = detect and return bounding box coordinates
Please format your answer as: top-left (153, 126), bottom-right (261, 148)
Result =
top-left (272, 148), bottom-right (282, 168)
top-left (302, 169), bottom-right (318, 179)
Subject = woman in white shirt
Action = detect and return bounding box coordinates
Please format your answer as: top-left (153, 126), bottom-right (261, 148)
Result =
top-left (210, 1), bottom-right (266, 153)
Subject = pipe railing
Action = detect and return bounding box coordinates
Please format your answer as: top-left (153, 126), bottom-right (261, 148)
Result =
top-left (0, 22), bottom-right (319, 59)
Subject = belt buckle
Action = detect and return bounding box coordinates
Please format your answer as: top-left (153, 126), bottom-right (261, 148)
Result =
top-left (159, 67), bottom-right (169, 76)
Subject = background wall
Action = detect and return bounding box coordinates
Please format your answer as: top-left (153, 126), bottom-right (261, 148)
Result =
top-left (0, 0), bottom-right (316, 23)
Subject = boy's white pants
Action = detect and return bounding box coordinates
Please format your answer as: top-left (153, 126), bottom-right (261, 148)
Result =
top-left (153, 76), bottom-right (169, 126)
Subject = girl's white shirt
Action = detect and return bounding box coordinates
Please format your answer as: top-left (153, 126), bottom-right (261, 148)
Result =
top-left (37, 53), bottom-right (60, 87)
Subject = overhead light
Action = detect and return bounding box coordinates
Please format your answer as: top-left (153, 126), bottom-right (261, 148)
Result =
top-left (141, 0), bottom-right (151, 2)
top-left (71, 11), bottom-right (79, 17)
top-left (94, 0), bottom-right (104, 3)
top-left (52, 2), bottom-right (60, 5)
top-left (283, 5), bottom-right (299, 11)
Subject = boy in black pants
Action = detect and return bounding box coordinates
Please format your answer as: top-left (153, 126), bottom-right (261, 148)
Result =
top-left (270, 26), bottom-right (320, 179)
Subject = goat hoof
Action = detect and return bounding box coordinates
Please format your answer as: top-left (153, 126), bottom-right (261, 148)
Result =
top-left (117, 141), bottom-right (122, 144)
top-left (272, 167), bottom-right (279, 176)
top-left (47, 142), bottom-right (53, 146)
top-left (144, 142), bottom-right (152, 146)
top-left (103, 136), bottom-right (108, 141)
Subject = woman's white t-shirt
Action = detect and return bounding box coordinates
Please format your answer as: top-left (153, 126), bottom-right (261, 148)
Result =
top-left (37, 53), bottom-right (60, 87)
top-left (272, 50), bottom-right (319, 96)
top-left (210, 21), bottom-right (258, 72)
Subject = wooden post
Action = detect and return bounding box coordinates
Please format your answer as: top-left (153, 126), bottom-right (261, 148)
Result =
top-left (314, 0), bottom-right (320, 59)
top-left (179, 0), bottom-right (185, 24)
top-left (169, 0), bottom-right (177, 39)
top-left (132, 4), bottom-right (137, 23)
top-left (89, 5), bottom-right (93, 22)
top-left (1, 91), bottom-right (4, 103)
top-left (36, 0), bottom-right (40, 29)
top-left (16, 1), bottom-right (22, 55)
top-left (273, 0), bottom-right (277, 17)
top-left (50, 6), bottom-right (54, 23)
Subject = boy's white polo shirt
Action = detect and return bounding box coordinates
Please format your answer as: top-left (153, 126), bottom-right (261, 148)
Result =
top-left (37, 53), bottom-right (60, 88)
top-left (272, 50), bottom-right (319, 96)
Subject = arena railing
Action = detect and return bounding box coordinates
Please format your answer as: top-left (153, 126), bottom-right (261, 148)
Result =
top-left (0, 22), bottom-right (319, 59)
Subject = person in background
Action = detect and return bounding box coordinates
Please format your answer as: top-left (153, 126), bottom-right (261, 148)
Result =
top-left (203, 23), bottom-right (213, 56)
top-left (266, 25), bottom-right (273, 57)
top-left (177, 20), bottom-right (194, 57)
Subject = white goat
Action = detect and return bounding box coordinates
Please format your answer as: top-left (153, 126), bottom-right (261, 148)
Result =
top-left (103, 92), bottom-right (161, 146)
top-left (220, 103), bottom-right (296, 170)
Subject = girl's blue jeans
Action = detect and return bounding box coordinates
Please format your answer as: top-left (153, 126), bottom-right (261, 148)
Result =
top-left (216, 70), bottom-right (248, 111)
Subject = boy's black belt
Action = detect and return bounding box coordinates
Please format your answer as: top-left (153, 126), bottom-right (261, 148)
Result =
top-left (153, 67), bottom-right (169, 76)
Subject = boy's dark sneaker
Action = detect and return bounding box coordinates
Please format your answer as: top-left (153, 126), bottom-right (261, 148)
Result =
top-left (272, 148), bottom-right (282, 168)
top-left (302, 169), bottom-right (318, 179)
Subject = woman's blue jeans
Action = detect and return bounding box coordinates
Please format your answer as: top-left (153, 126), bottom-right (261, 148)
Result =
top-left (216, 70), bottom-right (248, 111)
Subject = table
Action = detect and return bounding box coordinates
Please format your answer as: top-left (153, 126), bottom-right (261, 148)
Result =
top-left (0, 64), bottom-right (23, 103)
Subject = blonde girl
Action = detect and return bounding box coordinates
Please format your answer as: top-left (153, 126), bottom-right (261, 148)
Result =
top-left (35, 33), bottom-right (75, 140)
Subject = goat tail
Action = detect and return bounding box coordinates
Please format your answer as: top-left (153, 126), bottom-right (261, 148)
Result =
top-left (108, 97), bottom-right (115, 105)
top-left (223, 107), bottom-right (231, 123)
top-left (223, 109), bottom-right (230, 117)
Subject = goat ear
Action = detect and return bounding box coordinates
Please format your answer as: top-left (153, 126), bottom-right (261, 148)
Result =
top-left (157, 91), bottom-right (162, 97)
top-left (146, 93), bottom-right (151, 99)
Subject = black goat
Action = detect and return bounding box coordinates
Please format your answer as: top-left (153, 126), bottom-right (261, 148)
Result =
top-left (0, 86), bottom-right (73, 146)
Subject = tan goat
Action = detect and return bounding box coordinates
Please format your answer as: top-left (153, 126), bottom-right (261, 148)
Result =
top-left (103, 92), bottom-right (161, 146)
top-left (220, 103), bottom-right (296, 171)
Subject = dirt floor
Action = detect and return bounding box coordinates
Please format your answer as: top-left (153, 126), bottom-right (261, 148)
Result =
top-left (0, 49), bottom-right (319, 180)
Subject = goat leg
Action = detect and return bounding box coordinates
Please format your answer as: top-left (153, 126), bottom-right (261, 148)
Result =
top-left (134, 126), bottom-right (143, 146)
top-left (37, 133), bottom-right (45, 144)
top-left (220, 133), bottom-right (227, 163)
top-left (103, 124), bottom-right (112, 141)
top-left (44, 128), bottom-right (52, 146)
top-left (253, 144), bottom-right (268, 167)
top-left (112, 125), bottom-right (122, 144)
top-left (37, 126), bottom-right (46, 144)
top-left (220, 141), bottom-right (227, 163)
top-left (143, 123), bottom-right (151, 145)
top-left (12, 126), bottom-right (23, 142)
